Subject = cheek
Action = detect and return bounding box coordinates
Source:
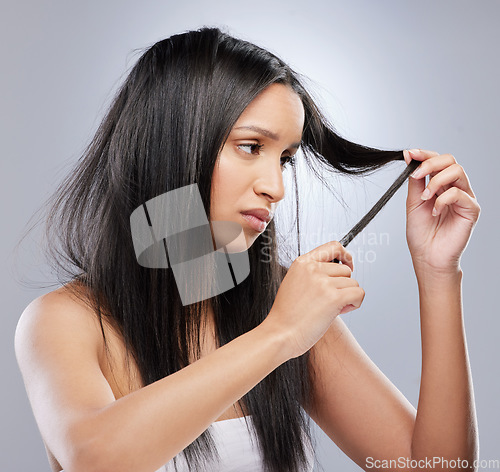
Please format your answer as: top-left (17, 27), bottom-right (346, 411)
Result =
top-left (219, 152), bottom-right (242, 180)
top-left (211, 152), bottom-right (246, 198)
top-left (210, 155), bottom-right (237, 218)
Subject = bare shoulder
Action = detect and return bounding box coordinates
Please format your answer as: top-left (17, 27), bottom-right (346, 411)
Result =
top-left (14, 281), bottom-right (112, 403)
top-left (14, 282), bottom-right (119, 470)
top-left (15, 282), bottom-right (105, 363)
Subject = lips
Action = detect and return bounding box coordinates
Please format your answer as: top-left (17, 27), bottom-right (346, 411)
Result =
top-left (240, 208), bottom-right (272, 223)
top-left (240, 208), bottom-right (273, 233)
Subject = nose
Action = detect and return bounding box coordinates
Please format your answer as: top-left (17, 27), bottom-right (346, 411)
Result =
top-left (253, 157), bottom-right (286, 204)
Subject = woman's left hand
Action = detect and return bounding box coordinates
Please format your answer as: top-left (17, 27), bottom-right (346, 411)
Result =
top-left (403, 148), bottom-right (481, 274)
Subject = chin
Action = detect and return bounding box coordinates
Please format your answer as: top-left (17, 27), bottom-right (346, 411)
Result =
top-left (244, 232), bottom-right (257, 249)
top-left (232, 230), bottom-right (254, 252)
top-left (211, 220), bottom-right (252, 254)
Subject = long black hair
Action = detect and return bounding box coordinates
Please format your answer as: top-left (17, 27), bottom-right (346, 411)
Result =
top-left (20, 27), bottom-right (415, 472)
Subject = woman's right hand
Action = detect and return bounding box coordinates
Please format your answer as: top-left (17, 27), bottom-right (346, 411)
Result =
top-left (264, 240), bottom-right (365, 359)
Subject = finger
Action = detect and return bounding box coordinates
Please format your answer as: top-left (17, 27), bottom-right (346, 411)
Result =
top-left (337, 286), bottom-right (365, 313)
top-left (405, 150), bottom-right (447, 204)
top-left (403, 148), bottom-right (439, 165)
top-left (420, 163), bottom-right (475, 202)
top-left (406, 162), bottom-right (427, 203)
top-left (329, 276), bottom-right (359, 289)
top-left (320, 262), bottom-right (352, 278)
top-left (303, 240), bottom-right (353, 270)
top-left (432, 187), bottom-right (481, 218)
top-left (409, 153), bottom-right (456, 180)
top-left (340, 304), bottom-right (356, 315)
top-left (403, 150), bottom-right (410, 165)
top-left (407, 148), bottom-right (440, 162)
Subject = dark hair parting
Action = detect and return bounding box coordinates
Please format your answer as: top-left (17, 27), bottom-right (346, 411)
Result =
top-left (332, 158), bottom-right (420, 263)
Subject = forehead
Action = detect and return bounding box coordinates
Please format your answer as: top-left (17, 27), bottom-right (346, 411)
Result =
top-left (234, 83), bottom-right (305, 133)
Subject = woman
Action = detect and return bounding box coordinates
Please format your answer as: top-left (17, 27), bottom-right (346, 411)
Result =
top-left (14, 27), bottom-right (480, 472)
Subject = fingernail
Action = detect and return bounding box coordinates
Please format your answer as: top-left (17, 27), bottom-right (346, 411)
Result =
top-left (408, 149), bottom-right (420, 158)
top-left (432, 207), bottom-right (438, 216)
top-left (421, 188), bottom-right (431, 200)
top-left (411, 168), bottom-right (422, 179)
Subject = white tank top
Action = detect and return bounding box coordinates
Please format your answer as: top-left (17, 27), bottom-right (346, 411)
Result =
top-left (160, 415), bottom-right (315, 472)
top-left (61, 415), bottom-right (315, 472)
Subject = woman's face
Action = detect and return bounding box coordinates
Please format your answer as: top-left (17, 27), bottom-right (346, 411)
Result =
top-left (210, 83), bottom-right (305, 251)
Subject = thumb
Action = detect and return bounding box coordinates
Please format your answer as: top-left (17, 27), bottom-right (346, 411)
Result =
top-left (340, 304), bottom-right (356, 315)
top-left (404, 150), bottom-right (426, 204)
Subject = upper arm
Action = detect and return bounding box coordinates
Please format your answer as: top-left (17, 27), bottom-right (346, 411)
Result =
top-left (14, 288), bottom-right (116, 470)
top-left (305, 315), bottom-right (417, 471)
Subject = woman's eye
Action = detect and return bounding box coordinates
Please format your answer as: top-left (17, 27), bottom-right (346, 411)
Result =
top-left (238, 143), bottom-right (263, 155)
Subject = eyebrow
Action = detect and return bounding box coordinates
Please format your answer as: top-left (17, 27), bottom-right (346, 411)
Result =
top-left (234, 125), bottom-right (301, 149)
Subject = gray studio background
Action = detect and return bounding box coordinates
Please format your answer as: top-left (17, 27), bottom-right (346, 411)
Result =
top-left (2, 1), bottom-right (499, 470)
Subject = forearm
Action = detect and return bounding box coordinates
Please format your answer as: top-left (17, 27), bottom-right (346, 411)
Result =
top-left (72, 322), bottom-right (290, 472)
top-left (411, 268), bottom-right (478, 469)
